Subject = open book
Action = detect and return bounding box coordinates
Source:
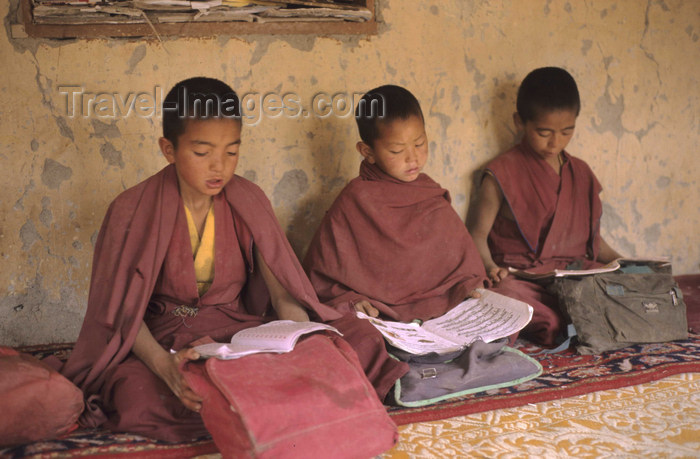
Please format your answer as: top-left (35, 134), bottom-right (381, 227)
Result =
top-left (193, 321), bottom-right (341, 360)
top-left (508, 257), bottom-right (671, 281)
top-left (356, 289), bottom-right (533, 355)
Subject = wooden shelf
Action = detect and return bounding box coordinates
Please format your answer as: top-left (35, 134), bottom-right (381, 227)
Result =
top-left (18, 0), bottom-right (376, 39)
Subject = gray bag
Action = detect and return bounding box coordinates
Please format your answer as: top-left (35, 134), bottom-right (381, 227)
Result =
top-left (388, 340), bottom-right (542, 407)
top-left (550, 268), bottom-right (688, 354)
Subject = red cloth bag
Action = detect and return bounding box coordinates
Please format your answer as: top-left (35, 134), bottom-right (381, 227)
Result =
top-left (183, 334), bottom-right (398, 458)
top-left (0, 346), bottom-right (84, 447)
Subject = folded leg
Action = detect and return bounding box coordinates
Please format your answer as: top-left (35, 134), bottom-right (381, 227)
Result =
top-left (492, 277), bottom-right (564, 347)
top-left (101, 356), bottom-right (209, 442)
top-left (330, 313), bottom-right (409, 401)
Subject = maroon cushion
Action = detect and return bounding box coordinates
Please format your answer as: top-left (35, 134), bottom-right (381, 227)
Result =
top-left (0, 346), bottom-right (84, 447)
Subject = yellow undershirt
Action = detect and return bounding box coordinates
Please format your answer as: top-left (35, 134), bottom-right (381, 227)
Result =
top-left (184, 203), bottom-right (215, 296)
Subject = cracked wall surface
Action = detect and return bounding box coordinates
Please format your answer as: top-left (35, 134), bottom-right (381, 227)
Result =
top-left (1, 0), bottom-right (698, 345)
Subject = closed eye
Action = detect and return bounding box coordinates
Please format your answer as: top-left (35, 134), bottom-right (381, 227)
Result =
top-left (193, 151), bottom-right (208, 157)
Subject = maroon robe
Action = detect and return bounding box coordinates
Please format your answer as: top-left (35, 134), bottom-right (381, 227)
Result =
top-left (485, 142), bottom-right (604, 345)
top-left (61, 165), bottom-right (344, 442)
top-left (304, 160), bottom-right (488, 323)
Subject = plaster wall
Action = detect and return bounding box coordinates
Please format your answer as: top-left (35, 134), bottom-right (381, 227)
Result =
top-left (1, 0), bottom-right (698, 345)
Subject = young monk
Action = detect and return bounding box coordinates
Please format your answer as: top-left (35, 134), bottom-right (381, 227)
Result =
top-left (304, 84), bottom-right (488, 335)
top-left (60, 77), bottom-right (346, 442)
top-left (468, 67), bottom-right (621, 347)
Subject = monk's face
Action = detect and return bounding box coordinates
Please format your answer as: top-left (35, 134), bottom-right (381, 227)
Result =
top-left (159, 118), bottom-right (241, 204)
top-left (358, 115), bottom-right (428, 182)
top-left (516, 109), bottom-right (577, 166)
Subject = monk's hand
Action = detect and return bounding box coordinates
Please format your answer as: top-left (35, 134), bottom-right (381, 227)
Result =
top-left (154, 347), bottom-right (203, 412)
top-left (487, 266), bottom-right (509, 285)
top-left (353, 300), bottom-right (379, 317)
top-left (467, 289), bottom-right (482, 299)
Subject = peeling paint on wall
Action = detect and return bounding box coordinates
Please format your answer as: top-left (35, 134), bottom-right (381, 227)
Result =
top-left (39, 197), bottom-right (52, 227)
top-left (19, 220), bottom-right (41, 250)
top-left (125, 44), bottom-right (147, 75)
top-left (593, 76), bottom-right (625, 139)
top-left (41, 159), bottom-right (72, 189)
top-left (99, 143), bottom-right (125, 169)
top-left (0, 275), bottom-right (83, 346)
top-left (273, 169), bottom-right (310, 208)
top-left (55, 117), bottom-right (75, 141)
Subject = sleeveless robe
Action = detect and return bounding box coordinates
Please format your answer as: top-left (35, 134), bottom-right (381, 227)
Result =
top-left (485, 143), bottom-right (603, 346)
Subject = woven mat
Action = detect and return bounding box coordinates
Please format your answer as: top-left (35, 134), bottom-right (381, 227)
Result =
top-left (3, 334), bottom-right (700, 458)
top-left (385, 372), bottom-right (700, 457)
top-left (3, 274), bottom-right (699, 458)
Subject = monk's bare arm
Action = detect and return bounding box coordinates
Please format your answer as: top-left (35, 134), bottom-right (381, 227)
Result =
top-left (131, 321), bottom-right (202, 411)
top-left (254, 247), bottom-right (310, 322)
top-left (467, 174), bottom-right (508, 284)
top-left (596, 236), bottom-right (622, 264)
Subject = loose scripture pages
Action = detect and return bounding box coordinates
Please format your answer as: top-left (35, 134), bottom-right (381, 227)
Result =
top-left (194, 321), bottom-right (341, 360)
top-left (508, 257), bottom-right (672, 280)
top-left (357, 289), bottom-right (533, 355)
top-left (507, 260), bottom-right (621, 280)
top-left (354, 313), bottom-right (464, 355)
top-left (422, 289), bottom-right (533, 344)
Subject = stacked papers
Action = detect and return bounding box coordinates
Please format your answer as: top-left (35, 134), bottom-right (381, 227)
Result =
top-left (30, 0), bottom-right (372, 25)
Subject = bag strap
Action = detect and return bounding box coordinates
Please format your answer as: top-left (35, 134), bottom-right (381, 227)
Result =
top-left (534, 323), bottom-right (577, 355)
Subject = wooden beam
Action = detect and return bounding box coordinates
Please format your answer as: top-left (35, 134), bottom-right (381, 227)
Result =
top-left (21, 0), bottom-right (377, 39)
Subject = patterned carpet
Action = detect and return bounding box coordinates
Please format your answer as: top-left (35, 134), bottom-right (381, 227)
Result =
top-left (0, 429), bottom-right (217, 458)
top-left (3, 334), bottom-right (700, 458)
top-left (384, 372), bottom-right (700, 458)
